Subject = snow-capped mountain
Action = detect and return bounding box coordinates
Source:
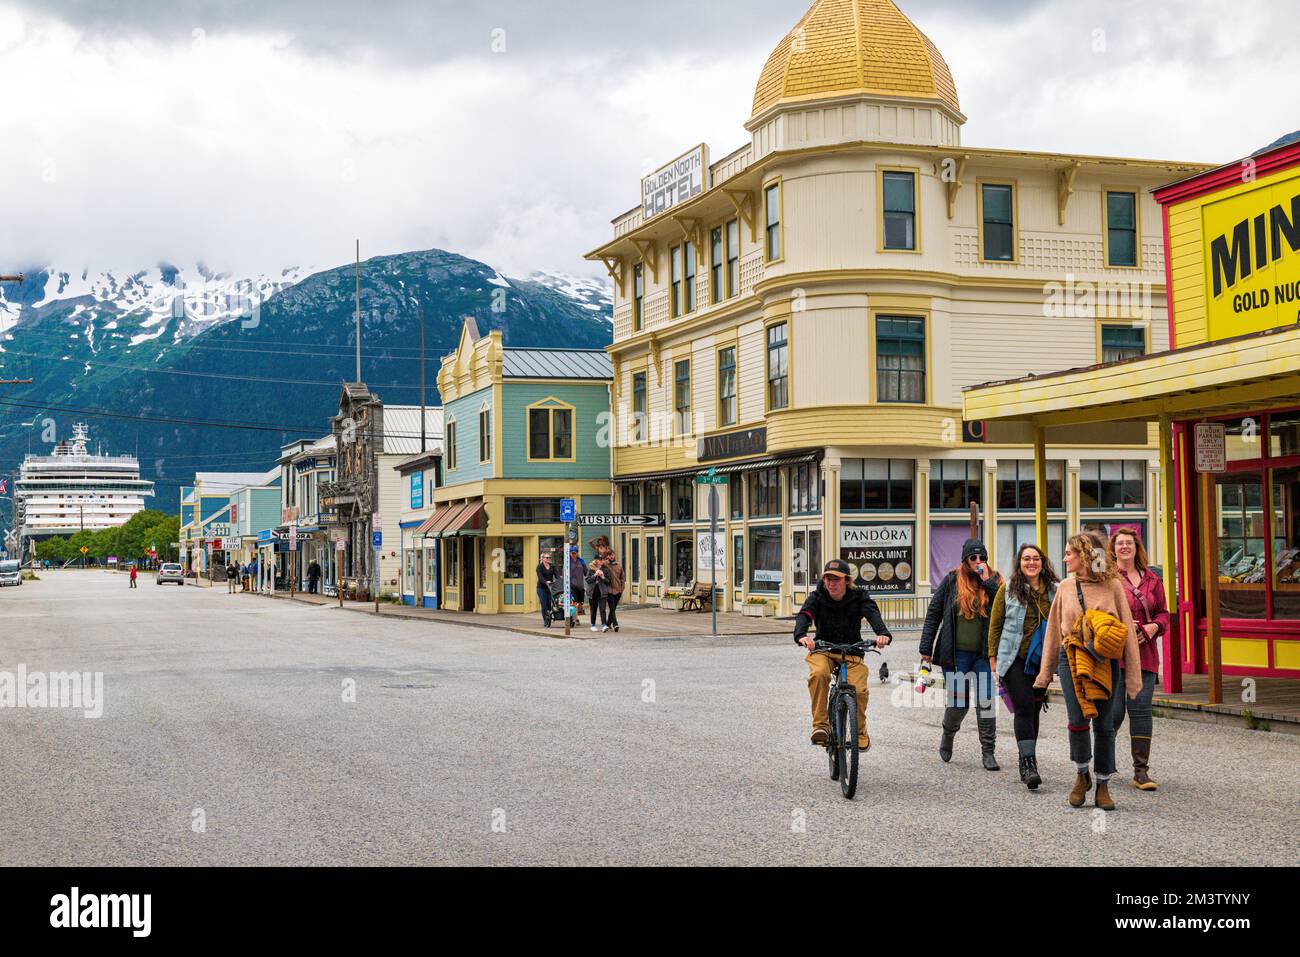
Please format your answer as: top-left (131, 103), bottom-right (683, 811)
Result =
top-left (0, 249), bottom-right (613, 511)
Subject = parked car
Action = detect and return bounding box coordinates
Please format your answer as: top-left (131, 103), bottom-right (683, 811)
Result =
top-left (156, 563), bottom-right (185, 585)
top-left (0, 559), bottom-right (21, 586)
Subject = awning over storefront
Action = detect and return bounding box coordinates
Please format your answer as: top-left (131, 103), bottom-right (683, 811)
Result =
top-left (416, 503), bottom-right (462, 537)
top-left (443, 500), bottom-right (487, 537)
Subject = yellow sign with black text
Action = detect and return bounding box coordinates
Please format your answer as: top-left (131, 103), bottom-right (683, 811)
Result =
top-left (1202, 168), bottom-right (1300, 340)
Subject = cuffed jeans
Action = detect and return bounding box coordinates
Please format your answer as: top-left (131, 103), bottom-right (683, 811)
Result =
top-left (1113, 668), bottom-right (1157, 740)
top-left (536, 586), bottom-right (552, 625)
top-left (1057, 650), bottom-right (1120, 776)
top-left (944, 649), bottom-right (995, 718)
top-left (806, 651), bottom-right (870, 747)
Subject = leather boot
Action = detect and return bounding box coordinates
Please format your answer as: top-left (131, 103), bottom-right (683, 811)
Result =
top-left (977, 718), bottom-right (999, 770)
top-left (1068, 770), bottom-right (1092, 808)
top-left (1095, 779), bottom-right (1116, 811)
top-left (939, 707), bottom-right (966, 762)
top-left (1131, 739), bottom-right (1158, 791)
top-left (1019, 754), bottom-right (1042, 790)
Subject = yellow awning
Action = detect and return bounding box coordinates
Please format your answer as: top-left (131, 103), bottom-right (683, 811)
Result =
top-left (963, 324), bottom-right (1300, 431)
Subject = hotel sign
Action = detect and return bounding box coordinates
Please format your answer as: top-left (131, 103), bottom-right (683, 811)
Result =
top-left (642, 145), bottom-right (709, 221)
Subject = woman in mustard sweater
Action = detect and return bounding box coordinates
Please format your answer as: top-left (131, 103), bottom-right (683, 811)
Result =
top-left (1034, 533), bottom-right (1141, 811)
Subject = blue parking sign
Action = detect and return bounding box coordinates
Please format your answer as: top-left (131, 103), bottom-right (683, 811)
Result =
top-left (372, 531), bottom-right (382, 549)
top-left (560, 498), bottom-right (576, 522)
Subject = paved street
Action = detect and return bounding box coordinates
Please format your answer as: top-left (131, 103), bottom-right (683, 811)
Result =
top-left (1, 570), bottom-right (1295, 866)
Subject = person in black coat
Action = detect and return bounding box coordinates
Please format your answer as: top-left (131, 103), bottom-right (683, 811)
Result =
top-left (793, 559), bottom-right (894, 751)
top-left (920, 538), bottom-right (1003, 769)
top-left (535, 550), bottom-right (558, 626)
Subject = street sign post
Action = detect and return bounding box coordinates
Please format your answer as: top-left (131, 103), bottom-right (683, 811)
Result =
top-left (695, 467), bottom-right (728, 486)
top-left (560, 498), bottom-right (577, 637)
top-left (708, 485), bottom-right (719, 636)
top-left (335, 538), bottom-right (346, 607)
top-left (289, 526), bottom-right (298, 597)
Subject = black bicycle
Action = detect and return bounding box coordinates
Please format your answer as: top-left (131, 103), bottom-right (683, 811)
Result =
top-left (812, 639), bottom-right (883, 800)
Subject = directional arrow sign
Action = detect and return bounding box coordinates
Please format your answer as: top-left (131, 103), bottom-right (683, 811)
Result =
top-left (575, 514), bottom-right (664, 527)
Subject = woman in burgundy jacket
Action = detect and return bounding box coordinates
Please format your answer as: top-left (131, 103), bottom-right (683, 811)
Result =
top-left (1108, 529), bottom-right (1171, 791)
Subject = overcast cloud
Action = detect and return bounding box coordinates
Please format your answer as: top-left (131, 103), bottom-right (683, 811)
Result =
top-left (2, 0), bottom-right (1297, 280)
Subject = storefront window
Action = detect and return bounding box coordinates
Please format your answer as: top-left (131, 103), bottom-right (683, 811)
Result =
top-left (792, 530), bottom-right (807, 588)
top-left (646, 535), bottom-right (662, 583)
top-left (1271, 466), bottom-right (1300, 620)
top-left (841, 458), bottom-right (914, 511)
top-left (749, 526), bottom-right (781, 593)
top-left (503, 538), bottom-right (524, 580)
top-left (929, 460), bottom-right (981, 510)
top-left (621, 483), bottom-right (641, 516)
top-left (445, 538), bottom-right (459, 588)
top-left (630, 538), bottom-right (640, 584)
top-left (645, 482), bottom-right (663, 517)
top-left (1269, 412), bottom-right (1300, 459)
top-left (733, 534), bottom-right (744, 588)
top-left (1079, 460), bottom-right (1145, 509)
top-left (729, 474), bottom-right (744, 519)
top-left (808, 530), bottom-right (822, 586)
top-left (505, 498), bottom-right (562, 524)
top-left (997, 460), bottom-right (1065, 511)
top-left (1216, 473), bottom-right (1266, 619)
top-left (538, 536), bottom-right (564, 567)
top-left (423, 548), bottom-right (436, 595)
top-left (749, 468), bottom-right (781, 518)
top-left (789, 462), bottom-right (820, 515)
top-left (1225, 417), bottom-right (1264, 463)
top-left (671, 478), bottom-right (694, 522)
top-left (672, 534), bottom-right (693, 587)
top-left (997, 521), bottom-right (1066, 575)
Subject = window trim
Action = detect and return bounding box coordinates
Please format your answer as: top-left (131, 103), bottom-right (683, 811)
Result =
top-left (631, 370), bottom-right (648, 443)
top-left (870, 309), bottom-right (930, 406)
top-left (877, 165), bottom-right (922, 254)
top-left (716, 344), bottom-right (738, 428)
top-left (478, 403), bottom-right (492, 464)
top-left (632, 262), bottom-right (644, 331)
top-left (1096, 320), bottom-right (1151, 364)
top-left (1102, 187), bottom-right (1143, 270)
top-left (683, 239), bottom-right (697, 314)
top-left (710, 225), bottom-right (724, 305)
top-left (764, 317), bottom-right (790, 413)
top-left (725, 218), bottom-right (740, 299)
top-left (445, 417), bottom-right (457, 471)
top-left (763, 178), bottom-right (784, 264)
top-left (525, 396), bottom-right (578, 463)
top-left (673, 357), bottom-right (692, 437)
top-left (669, 244), bottom-right (682, 319)
top-left (977, 179), bottom-right (1019, 264)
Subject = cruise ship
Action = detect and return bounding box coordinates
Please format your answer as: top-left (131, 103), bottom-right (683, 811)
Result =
top-left (15, 424), bottom-right (155, 548)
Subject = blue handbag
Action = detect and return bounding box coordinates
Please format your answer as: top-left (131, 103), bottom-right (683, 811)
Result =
top-left (1024, 619), bottom-right (1047, 676)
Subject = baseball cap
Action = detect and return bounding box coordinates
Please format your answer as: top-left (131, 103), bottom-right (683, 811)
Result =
top-left (821, 559), bottom-right (853, 578)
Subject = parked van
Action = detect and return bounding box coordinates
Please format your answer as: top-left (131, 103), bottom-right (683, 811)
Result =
top-left (0, 560), bottom-right (21, 586)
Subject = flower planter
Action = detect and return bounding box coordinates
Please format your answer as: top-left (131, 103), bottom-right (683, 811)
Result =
top-left (742, 602), bottom-right (774, 617)
top-left (660, 597), bottom-right (684, 611)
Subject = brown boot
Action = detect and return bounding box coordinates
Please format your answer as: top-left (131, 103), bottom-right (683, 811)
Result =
top-left (1068, 770), bottom-right (1092, 808)
top-left (1095, 779), bottom-right (1116, 811)
top-left (1131, 739), bottom-right (1158, 791)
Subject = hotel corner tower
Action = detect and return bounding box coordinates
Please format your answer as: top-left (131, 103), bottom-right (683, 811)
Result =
top-left (587, 0), bottom-right (1212, 616)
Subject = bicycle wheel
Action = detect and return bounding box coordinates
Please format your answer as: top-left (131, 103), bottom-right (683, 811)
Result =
top-left (838, 692), bottom-right (859, 800)
top-left (826, 689), bottom-right (840, 779)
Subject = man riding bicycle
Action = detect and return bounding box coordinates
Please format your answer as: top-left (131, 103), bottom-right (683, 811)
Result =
top-left (794, 559), bottom-right (894, 752)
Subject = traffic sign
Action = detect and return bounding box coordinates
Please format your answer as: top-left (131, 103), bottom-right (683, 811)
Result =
top-left (696, 467), bottom-right (727, 485)
top-left (335, 539), bottom-right (346, 552)
top-left (560, 498), bottom-right (576, 523)
top-left (1194, 422), bottom-right (1227, 474)
top-left (372, 531), bottom-right (382, 549)
top-left (575, 514), bottom-right (664, 526)
top-left (79, 546), bottom-right (89, 555)
top-left (289, 526), bottom-right (298, 548)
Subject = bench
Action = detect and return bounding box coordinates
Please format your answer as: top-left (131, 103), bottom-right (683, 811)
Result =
top-left (679, 581), bottom-right (713, 612)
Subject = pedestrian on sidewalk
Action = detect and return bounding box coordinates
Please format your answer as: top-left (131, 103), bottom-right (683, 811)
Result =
top-left (1034, 533), bottom-right (1141, 812)
top-left (307, 559), bottom-right (322, 595)
top-left (585, 555), bottom-right (608, 632)
top-left (226, 560), bottom-right (238, 593)
top-left (129, 564), bottom-right (138, 588)
top-left (1108, 528), bottom-right (1167, 792)
top-left (567, 544), bottom-right (586, 627)
top-left (987, 543), bottom-right (1058, 790)
top-left (535, 549), bottom-right (557, 626)
top-left (920, 538), bottom-right (1003, 770)
top-left (602, 548), bottom-right (624, 633)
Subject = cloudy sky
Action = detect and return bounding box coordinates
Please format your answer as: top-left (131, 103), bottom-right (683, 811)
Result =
top-left (2, 0), bottom-right (1297, 280)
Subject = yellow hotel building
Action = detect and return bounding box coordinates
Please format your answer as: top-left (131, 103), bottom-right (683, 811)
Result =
top-left (587, 0), bottom-right (1211, 615)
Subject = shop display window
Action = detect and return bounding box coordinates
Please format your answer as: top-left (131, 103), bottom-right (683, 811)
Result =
top-left (1271, 466), bottom-right (1300, 620)
top-left (749, 526), bottom-right (782, 593)
top-left (1215, 473), bottom-right (1267, 619)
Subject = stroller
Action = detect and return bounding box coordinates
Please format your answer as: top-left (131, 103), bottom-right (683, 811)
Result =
top-left (544, 576), bottom-right (578, 628)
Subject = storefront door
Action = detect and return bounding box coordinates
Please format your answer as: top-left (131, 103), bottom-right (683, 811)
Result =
top-left (462, 538), bottom-right (476, 611)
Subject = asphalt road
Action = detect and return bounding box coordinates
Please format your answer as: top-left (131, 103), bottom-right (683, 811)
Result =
top-left (0, 569), bottom-right (1294, 866)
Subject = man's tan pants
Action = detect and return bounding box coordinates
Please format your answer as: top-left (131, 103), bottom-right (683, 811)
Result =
top-left (806, 651), bottom-right (870, 747)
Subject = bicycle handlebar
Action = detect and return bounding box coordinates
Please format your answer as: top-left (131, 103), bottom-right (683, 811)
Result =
top-left (811, 639), bottom-right (884, 655)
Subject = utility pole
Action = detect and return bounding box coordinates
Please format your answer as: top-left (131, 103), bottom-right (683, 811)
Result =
top-left (419, 305), bottom-right (426, 454)
top-left (354, 241), bottom-right (361, 383)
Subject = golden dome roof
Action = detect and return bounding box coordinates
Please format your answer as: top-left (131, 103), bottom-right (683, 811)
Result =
top-left (752, 0), bottom-right (960, 119)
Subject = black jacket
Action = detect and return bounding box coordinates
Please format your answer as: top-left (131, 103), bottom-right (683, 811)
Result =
top-left (535, 562), bottom-right (557, 590)
top-left (793, 584), bottom-right (892, 646)
top-left (919, 571), bottom-right (1002, 669)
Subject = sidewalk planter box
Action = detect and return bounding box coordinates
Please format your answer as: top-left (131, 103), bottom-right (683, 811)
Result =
top-left (660, 596), bottom-right (683, 611)
top-left (742, 601), bottom-right (774, 617)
